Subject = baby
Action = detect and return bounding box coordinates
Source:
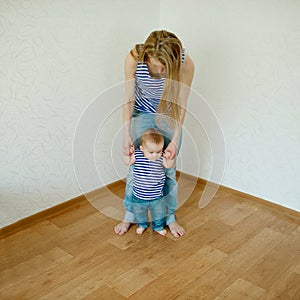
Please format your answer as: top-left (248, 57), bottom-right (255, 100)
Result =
top-left (118, 128), bottom-right (175, 236)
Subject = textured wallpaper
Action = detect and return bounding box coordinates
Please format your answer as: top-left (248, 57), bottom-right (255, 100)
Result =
top-left (0, 0), bottom-right (160, 227)
top-left (161, 0), bottom-right (300, 211)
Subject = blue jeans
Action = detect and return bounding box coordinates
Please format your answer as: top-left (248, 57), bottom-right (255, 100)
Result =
top-left (124, 195), bottom-right (166, 231)
top-left (124, 112), bottom-right (182, 225)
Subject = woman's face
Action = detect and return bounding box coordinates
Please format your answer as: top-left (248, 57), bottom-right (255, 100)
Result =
top-left (147, 56), bottom-right (166, 76)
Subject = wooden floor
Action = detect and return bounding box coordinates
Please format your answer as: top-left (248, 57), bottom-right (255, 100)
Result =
top-left (1, 176), bottom-right (300, 299)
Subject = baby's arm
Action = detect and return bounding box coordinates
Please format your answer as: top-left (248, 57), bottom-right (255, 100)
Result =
top-left (162, 152), bottom-right (175, 169)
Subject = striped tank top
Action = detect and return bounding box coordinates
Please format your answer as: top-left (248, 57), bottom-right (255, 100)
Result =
top-left (133, 149), bottom-right (166, 200)
top-left (134, 49), bottom-right (186, 113)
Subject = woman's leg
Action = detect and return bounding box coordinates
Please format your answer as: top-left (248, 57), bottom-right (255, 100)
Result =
top-left (114, 173), bottom-right (135, 235)
top-left (164, 166), bottom-right (178, 224)
top-left (131, 113), bottom-right (157, 146)
top-left (160, 121), bottom-right (185, 237)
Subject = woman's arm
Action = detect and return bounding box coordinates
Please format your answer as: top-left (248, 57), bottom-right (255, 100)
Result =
top-left (165, 54), bottom-right (195, 158)
top-left (123, 49), bottom-right (138, 162)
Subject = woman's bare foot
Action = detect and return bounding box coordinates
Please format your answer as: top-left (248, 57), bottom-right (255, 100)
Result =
top-left (136, 227), bottom-right (147, 235)
top-left (155, 229), bottom-right (167, 236)
top-left (114, 221), bottom-right (131, 235)
top-left (168, 221), bottom-right (185, 238)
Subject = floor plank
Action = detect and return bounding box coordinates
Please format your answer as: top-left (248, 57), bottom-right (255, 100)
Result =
top-left (264, 269), bottom-right (300, 300)
top-left (214, 277), bottom-right (267, 300)
top-left (173, 228), bottom-right (286, 300)
top-left (128, 245), bottom-right (227, 299)
top-left (0, 247), bottom-right (73, 291)
top-left (209, 208), bottom-right (276, 254)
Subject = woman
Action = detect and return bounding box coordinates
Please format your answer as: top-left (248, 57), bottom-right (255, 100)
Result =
top-left (115, 30), bottom-right (194, 237)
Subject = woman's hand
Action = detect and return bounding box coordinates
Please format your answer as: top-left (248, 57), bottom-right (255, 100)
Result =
top-left (164, 140), bottom-right (177, 160)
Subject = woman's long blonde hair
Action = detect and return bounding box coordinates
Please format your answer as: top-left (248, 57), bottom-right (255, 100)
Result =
top-left (135, 30), bottom-right (183, 125)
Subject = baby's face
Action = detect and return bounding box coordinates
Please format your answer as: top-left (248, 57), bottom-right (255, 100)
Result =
top-left (140, 140), bottom-right (164, 161)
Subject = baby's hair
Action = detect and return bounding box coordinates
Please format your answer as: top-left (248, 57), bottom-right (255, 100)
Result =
top-left (140, 128), bottom-right (164, 146)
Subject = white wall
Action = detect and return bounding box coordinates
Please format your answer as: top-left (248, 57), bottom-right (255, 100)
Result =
top-left (0, 0), bottom-right (160, 227)
top-left (2, 1), bottom-right (299, 228)
top-left (160, 0), bottom-right (300, 211)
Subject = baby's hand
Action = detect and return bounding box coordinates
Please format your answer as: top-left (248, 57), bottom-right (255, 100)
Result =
top-left (123, 146), bottom-right (135, 165)
top-left (163, 151), bottom-right (171, 159)
top-left (164, 141), bottom-right (177, 160)
top-left (163, 151), bottom-right (175, 169)
top-left (129, 144), bottom-right (135, 155)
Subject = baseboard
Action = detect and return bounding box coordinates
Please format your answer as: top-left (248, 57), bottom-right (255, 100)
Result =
top-left (0, 180), bottom-right (124, 239)
top-left (1, 174), bottom-right (299, 239)
top-left (178, 171), bottom-right (300, 220)
top-left (0, 194), bottom-right (87, 239)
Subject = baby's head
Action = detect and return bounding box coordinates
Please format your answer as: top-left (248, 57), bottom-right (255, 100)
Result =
top-left (140, 129), bottom-right (164, 161)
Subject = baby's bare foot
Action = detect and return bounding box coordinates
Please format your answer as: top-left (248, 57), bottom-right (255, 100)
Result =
top-left (136, 227), bottom-right (146, 234)
top-left (114, 221), bottom-right (131, 235)
top-left (168, 222), bottom-right (185, 238)
top-left (155, 229), bottom-right (167, 236)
